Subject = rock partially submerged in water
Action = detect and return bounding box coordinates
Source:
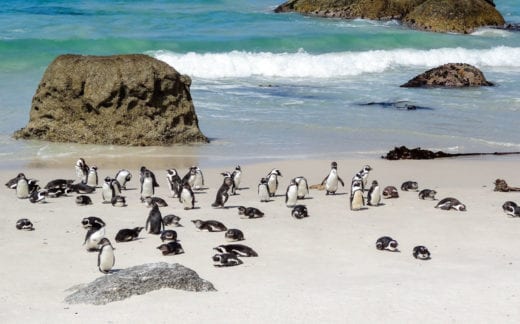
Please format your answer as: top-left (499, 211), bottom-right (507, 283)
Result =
top-left (14, 54), bottom-right (208, 146)
top-left (64, 262), bottom-right (216, 305)
top-left (400, 63), bottom-right (493, 88)
top-left (382, 146), bottom-right (451, 160)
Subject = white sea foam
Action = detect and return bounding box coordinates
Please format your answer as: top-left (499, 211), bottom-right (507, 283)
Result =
top-left (150, 46), bottom-right (520, 79)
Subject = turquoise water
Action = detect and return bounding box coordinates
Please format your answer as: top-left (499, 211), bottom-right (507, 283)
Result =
top-left (1, 0), bottom-right (520, 168)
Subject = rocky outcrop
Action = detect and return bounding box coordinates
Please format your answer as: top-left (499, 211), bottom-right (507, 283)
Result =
top-left (400, 63), bottom-right (493, 88)
top-left (14, 54), bottom-right (208, 146)
top-left (64, 263), bottom-right (216, 305)
top-left (274, 0), bottom-right (504, 34)
top-left (382, 146), bottom-right (520, 160)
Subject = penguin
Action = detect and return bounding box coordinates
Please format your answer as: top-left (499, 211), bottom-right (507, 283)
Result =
top-left (192, 219), bottom-right (227, 232)
top-left (214, 244), bottom-right (258, 257)
top-left (75, 195), bottom-right (93, 206)
top-left (68, 182), bottom-right (95, 194)
top-left (163, 214), bottom-right (182, 227)
top-left (101, 177), bottom-right (115, 203)
top-left (285, 179), bottom-right (298, 207)
top-left (46, 187), bottom-right (69, 198)
top-left (111, 195), bottom-right (126, 207)
top-left (182, 166), bottom-right (198, 188)
top-left (157, 241), bottom-right (184, 256)
top-left (97, 238), bottom-right (115, 274)
top-left (435, 197), bottom-right (466, 211)
top-left (266, 168), bottom-right (282, 197)
top-left (75, 158), bottom-right (89, 183)
top-left (418, 189), bottom-right (437, 200)
top-left (160, 230), bottom-right (178, 242)
top-left (192, 166), bottom-right (205, 190)
top-left (354, 165), bottom-right (372, 190)
top-left (213, 253), bottom-right (243, 267)
top-left (502, 201), bottom-right (519, 217)
top-left (179, 183), bottom-right (195, 210)
top-left (376, 236), bottom-right (399, 252)
top-left (238, 206), bottom-right (264, 219)
top-left (142, 196), bottom-right (168, 207)
top-left (212, 176), bottom-right (232, 208)
top-left (382, 186), bottom-right (399, 199)
top-left (81, 216), bottom-right (105, 229)
top-left (86, 166), bottom-right (99, 187)
top-left (366, 180), bottom-right (381, 206)
top-left (84, 225), bottom-right (106, 252)
top-left (221, 171), bottom-right (236, 196)
top-left (15, 173), bottom-right (30, 199)
top-left (5, 175), bottom-right (19, 189)
top-left (291, 205), bottom-right (309, 219)
top-left (166, 168), bottom-right (182, 198)
top-left (225, 228), bottom-right (245, 241)
top-left (294, 176), bottom-right (309, 199)
top-left (115, 169), bottom-right (132, 190)
top-left (231, 165), bottom-right (242, 195)
top-left (413, 246), bottom-right (431, 260)
top-left (115, 227), bottom-right (144, 242)
top-left (15, 218), bottom-right (34, 230)
top-left (401, 181), bottom-right (419, 191)
top-left (146, 204), bottom-right (164, 234)
top-left (140, 170), bottom-right (155, 198)
top-left (29, 189), bottom-right (47, 203)
top-left (258, 177), bottom-right (271, 202)
top-left (111, 178), bottom-right (122, 197)
top-left (350, 180), bottom-right (365, 211)
top-left (45, 179), bottom-right (74, 190)
top-left (321, 161), bottom-right (344, 195)
top-left (139, 166), bottom-right (159, 188)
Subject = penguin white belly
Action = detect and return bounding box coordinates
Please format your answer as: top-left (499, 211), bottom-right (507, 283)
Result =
top-left (297, 180), bottom-right (308, 199)
top-left (86, 227), bottom-right (106, 250)
top-left (286, 186), bottom-right (298, 207)
top-left (141, 179), bottom-right (154, 198)
top-left (234, 173), bottom-right (242, 189)
top-left (326, 176), bottom-right (338, 192)
top-left (87, 172), bottom-right (98, 187)
top-left (98, 247), bottom-right (115, 273)
top-left (193, 174), bottom-right (203, 189)
top-left (258, 185), bottom-right (270, 202)
top-left (369, 188), bottom-right (381, 206)
top-left (101, 184), bottom-right (113, 202)
top-left (267, 177), bottom-right (277, 195)
top-left (181, 191), bottom-right (192, 209)
top-left (350, 190), bottom-right (364, 211)
top-left (16, 181), bottom-right (29, 199)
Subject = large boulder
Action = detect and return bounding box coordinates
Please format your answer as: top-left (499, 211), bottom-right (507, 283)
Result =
top-left (64, 263), bottom-right (216, 305)
top-left (14, 54), bottom-right (208, 146)
top-left (400, 63), bottom-right (493, 88)
top-left (274, 0), bottom-right (505, 34)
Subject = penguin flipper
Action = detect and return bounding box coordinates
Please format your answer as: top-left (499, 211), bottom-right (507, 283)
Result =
top-left (339, 177), bottom-right (345, 187)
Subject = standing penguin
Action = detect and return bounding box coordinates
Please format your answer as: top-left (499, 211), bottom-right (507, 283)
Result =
top-left (294, 176), bottom-right (309, 199)
top-left (321, 161), bottom-right (344, 195)
top-left (97, 238), bottom-right (115, 274)
top-left (285, 179), bottom-right (298, 207)
top-left (140, 170), bottom-right (155, 198)
top-left (212, 176), bottom-right (232, 208)
top-left (15, 173), bottom-right (30, 199)
top-left (367, 180), bottom-right (381, 206)
top-left (266, 168), bottom-right (282, 197)
top-left (182, 166), bottom-right (198, 188)
top-left (354, 165), bottom-right (372, 190)
top-left (231, 165), bottom-right (242, 195)
top-left (350, 180), bottom-right (365, 211)
top-left (111, 178), bottom-right (122, 197)
top-left (101, 177), bottom-right (115, 203)
top-left (146, 204), bottom-right (164, 234)
top-left (75, 158), bottom-right (89, 183)
top-left (86, 166), bottom-right (99, 187)
top-left (166, 168), bottom-right (182, 198)
top-left (179, 182), bottom-right (195, 210)
top-left (115, 169), bottom-right (132, 190)
top-left (193, 166), bottom-right (205, 190)
top-left (258, 177), bottom-right (271, 202)
top-left (84, 224), bottom-right (106, 252)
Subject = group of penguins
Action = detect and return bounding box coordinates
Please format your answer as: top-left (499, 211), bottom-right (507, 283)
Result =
top-left (11, 158), bottom-right (516, 273)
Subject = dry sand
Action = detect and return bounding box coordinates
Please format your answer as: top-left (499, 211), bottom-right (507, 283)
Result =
top-left (1, 157), bottom-right (520, 323)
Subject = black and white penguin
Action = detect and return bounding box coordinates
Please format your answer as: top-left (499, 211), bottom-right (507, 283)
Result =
top-left (418, 189), bottom-right (437, 200)
top-left (376, 236), bottom-right (399, 252)
top-left (382, 186), bottom-right (399, 199)
top-left (435, 197), bottom-right (466, 211)
top-left (29, 189), bottom-right (47, 203)
top-left (115, 169), bottom-right (132, 190)
top-left (166, 168), bottom-right (182, 198)
top-left (101, 177), bottom-right (115, 203)
top-left (238, 206), bottom-right (264, 219)
top-left (502, 201), bottom-right (520, 217)
top-left (140, 170), bottom-right (155, 199)
top-left (211, 176), bottom-right (232, 208)
top-left (266, 168), bottom-right (282, 197)
top-left (111, 195), bottom-right (127, 207)
top-left (139, 166), bottom-right (159, 187)
top-left (5, 175), bottom-right (19, 189)
top-left (75, 195), bottom-right (93, 206)
top-left (182, 166), bottom-right (198, 188)
top-left (115, 227), bottom-right (144, 242)
top-left (321, 161), bottom-right (344, 195)
top-left (231, 165), bottom-right (242, 195)
top-left (213, 253), bottom-right (243, 267)
top-left (366, 180), bottom-right (381, 206)
top-left (354, 165), bottom-right (372, 190)
top-left (81, 216), bottom-right (105, 229)
top-left (294, 176), bottom-right (309, 199)
top-left (75, 158), bottom-right (89, 183)
top-left (160, 230), bottom-right (178, 242)
top-left (111, 178), bottom-right (122, 197)
top-left (291, 205), bottom-right (309, 219)
top-left (157, 241), bottom-right (184, 256)
top-left (285, 179), bottom-right (298, 207)
top-left (401, 181), bottom-right (419, 191)
top-left (97, 238), bottom-right (115, 274)
top-left (45, 179), bottom-right (74, 191)
top-left (350, 180), bottom-right (365, 211)
top-left (86, 166), bottom-right (99, 187)
top-left (179, 182), bottom-right (195, 210)
top-left (258, 177), bottom-right (271, 202)
top-left (191, 219), bottom-right (227, 232)
top-left (142, 196), bottom-right (168, 207)
top-left (214, 244), bottom-right (258, 257)
top-left (16, 218), bottom-right (34, 230)
top-left (193, 166), bottom-right (205, 190)
top-left (15, 173), bottom-right (30, 199)
top-left (413, 246), bottom-right (431, 260)
top-left (84, 225), bottom-right (106, 252)
top-left (225, 228), bottom-right (245, 241)
top-left (146, 204), bottom-right (164, 234)
top-left (163, 214), bottom-right (182, 227)
top-left (68, 182), bottom-right (96, 194)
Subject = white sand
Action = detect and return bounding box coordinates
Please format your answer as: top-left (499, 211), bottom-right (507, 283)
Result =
top-left (1, 157), bottom-right (520, 323)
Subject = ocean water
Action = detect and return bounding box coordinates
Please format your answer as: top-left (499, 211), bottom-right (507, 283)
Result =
top-left (1, 0), bottom-right (520, 169)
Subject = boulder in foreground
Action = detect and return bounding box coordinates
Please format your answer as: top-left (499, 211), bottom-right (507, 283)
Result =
top-left (400, 63), bottom-right (493, 88)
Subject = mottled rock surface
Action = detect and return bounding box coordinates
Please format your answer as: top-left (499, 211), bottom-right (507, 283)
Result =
top-left (400, 63), bottom-right (493, 88)
top-left (14, 54), bottom-right (208, 146)
top-left (64, 262), bottom-right (216, 305)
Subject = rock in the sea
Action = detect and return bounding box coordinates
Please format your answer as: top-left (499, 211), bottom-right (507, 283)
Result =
top-left (275, 0), bottom-right (505, 34)
top-left (14, 54), bottom-right (208, 146)
top-left (64, 262), bottom-right (216, 305)
top-left (400, 63), bottom-right (493, 88)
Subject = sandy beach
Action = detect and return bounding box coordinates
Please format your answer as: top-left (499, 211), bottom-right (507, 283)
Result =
top-left (1, 157), bottom-right (520, 323)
